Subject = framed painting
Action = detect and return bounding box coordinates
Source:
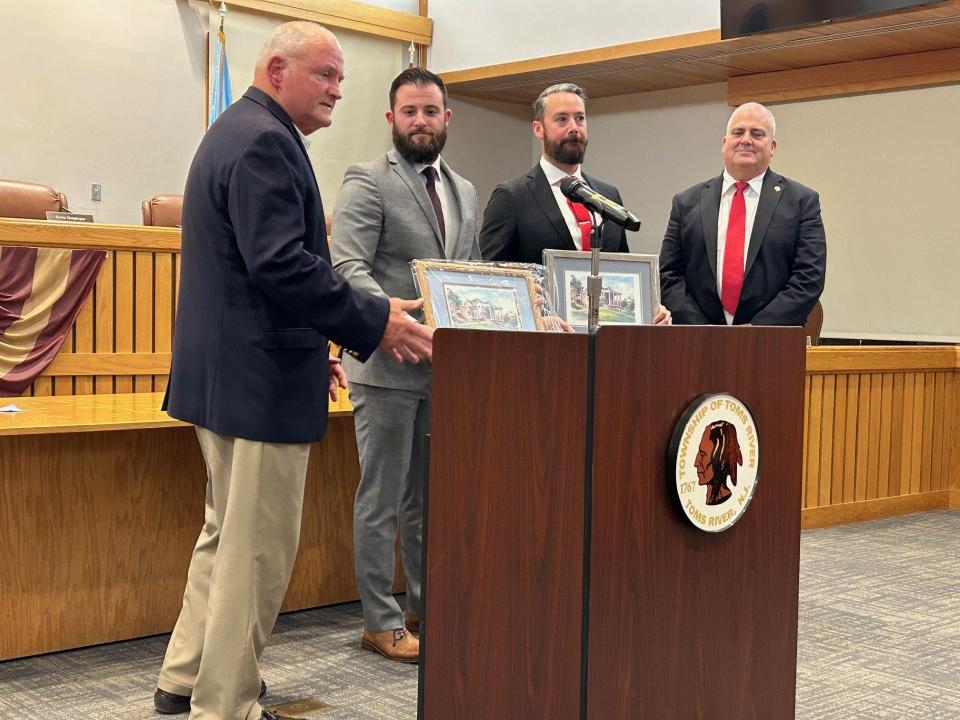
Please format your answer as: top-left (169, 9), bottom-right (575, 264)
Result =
top-left (543, 250), bottom-right (660, 332)
top-left (411, 260), bottom-right (546, 331)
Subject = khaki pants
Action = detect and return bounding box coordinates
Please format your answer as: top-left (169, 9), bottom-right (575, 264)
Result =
top-left (157, 427), bottom-right (310, 720)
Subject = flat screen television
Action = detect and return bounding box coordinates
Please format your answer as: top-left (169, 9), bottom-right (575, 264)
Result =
top-left (721, 0), bottom-right (943, 39)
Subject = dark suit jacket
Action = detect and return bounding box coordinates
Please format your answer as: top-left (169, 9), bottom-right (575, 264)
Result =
top-left (165, 87), bottom-right (389, 443)
top-left (659, 169), bottom-right (826, 326)
top-left (479, 164), bottom-right (629, 263)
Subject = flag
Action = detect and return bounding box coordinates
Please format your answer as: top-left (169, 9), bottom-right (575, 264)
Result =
top-left (0, 246), bottom-right (106, 396)
top-left (209, 22), bottom-right (233, 127)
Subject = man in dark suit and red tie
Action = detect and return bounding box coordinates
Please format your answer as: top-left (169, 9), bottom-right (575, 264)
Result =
top-left (478, 83), bottom-right (630, 264)
top-left (659, 102), bottom-right (826, 326)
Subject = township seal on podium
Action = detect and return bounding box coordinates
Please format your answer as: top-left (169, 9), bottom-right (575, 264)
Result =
top-left (667, 393), bottom-right (760, 532)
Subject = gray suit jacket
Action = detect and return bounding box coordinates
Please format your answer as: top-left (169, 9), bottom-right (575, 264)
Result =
top-left (331, 148), bottom-right (480, 391)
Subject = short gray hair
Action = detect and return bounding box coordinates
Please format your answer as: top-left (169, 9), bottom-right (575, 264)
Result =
top-left (533, 83), bottom-right (588, 121)
top-left (255, 21), bottom-right (334, 69)
top-left (727, 102), bottom-right (776, 138)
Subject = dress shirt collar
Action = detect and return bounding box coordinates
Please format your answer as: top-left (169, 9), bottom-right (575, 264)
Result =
top-left (413, 158), bottom-right (443, 181)
top-left (540, 156), bottom-right (584, 186)
top-left (295, 125), bottom-right (311, 150)
top-left (722, 169), bottom-right (765, 196)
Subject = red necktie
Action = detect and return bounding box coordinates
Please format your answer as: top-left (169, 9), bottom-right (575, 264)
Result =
top-left (566, 198), bottom-right (592, 251)
top-left (721, 181), bottom-right (748, 317)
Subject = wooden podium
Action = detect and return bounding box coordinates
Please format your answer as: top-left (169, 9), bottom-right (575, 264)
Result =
top-left (420, 326), bottom-right (806, 720)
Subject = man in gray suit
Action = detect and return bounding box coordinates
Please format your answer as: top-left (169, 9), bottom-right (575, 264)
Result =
top-left (331, 67), bottom-right (480, 663)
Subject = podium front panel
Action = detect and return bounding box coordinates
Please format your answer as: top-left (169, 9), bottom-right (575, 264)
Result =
top-left (422, 330), bottom-right (590, 720)
top-left (587, 326), bottom-right (805, 719)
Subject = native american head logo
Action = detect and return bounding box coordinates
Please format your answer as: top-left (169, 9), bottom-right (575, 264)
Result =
top-left (668, 393), bottom-right (760, 533)
top-left (694, 421), bottom-right (743, 506)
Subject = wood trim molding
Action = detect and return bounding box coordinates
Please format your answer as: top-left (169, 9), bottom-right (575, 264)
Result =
top-left (805, 346), bottom-right (960, 373)
top-left (42, 353), bottom-right (172, 377)
top-left (442, 1), bottom-right (960, 104)
top-left (222, 0), bottom-right (432, 45)
top-left (0, 218), bottom-right (180, 253)
top-left (801, 490), bottom-right (952, 529)
top-left (729, 46), bottom-right (960, 105)
top-left (441, 29), bottom-right (720, 86)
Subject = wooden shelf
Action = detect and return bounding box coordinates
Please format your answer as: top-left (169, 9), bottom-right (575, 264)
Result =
top-left (442, 0), bottom-right (960, 105)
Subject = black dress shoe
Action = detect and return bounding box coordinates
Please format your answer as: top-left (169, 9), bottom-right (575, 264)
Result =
top-left (154, 679), bottom-right (267, 714)
top-left (260, 710), bottom-right (305, 720)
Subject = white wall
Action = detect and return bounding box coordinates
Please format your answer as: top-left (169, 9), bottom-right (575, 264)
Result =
top-left (429, 0), bottom-right (719, 73)
top-left (0, 0), bottom-right (413, 225)
top-left (0, 0), bottom-right (208, 224)
top-left (442, 96), bottom-right (533, 215)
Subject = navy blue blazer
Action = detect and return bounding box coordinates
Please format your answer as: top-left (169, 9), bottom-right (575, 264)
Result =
top-left (479, 164), bottom-right (629, 264)
top-left (659, 170), bottom-right (826, 326)
top-left (165, 87), bottom-right (389, 443)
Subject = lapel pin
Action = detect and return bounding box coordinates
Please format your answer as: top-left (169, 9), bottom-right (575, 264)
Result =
top-left (774, 186), bottom-right (781, 193)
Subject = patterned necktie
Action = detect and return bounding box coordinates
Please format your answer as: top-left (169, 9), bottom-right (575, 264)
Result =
top-left (566, 197), bottom-right (592, 251)
top-left (721, 181), bottom-right (749, 317)
top-left (422, 166), bottom-right (446, 245)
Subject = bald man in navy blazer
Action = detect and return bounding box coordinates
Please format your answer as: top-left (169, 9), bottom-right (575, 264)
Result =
top-left (156, 22), bottom-right (431, 720)
top-left (660, 102), bottom-right (826, 326)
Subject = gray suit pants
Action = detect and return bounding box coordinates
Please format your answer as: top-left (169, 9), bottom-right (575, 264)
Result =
top-left (350, 382), bottom-right (430, 631)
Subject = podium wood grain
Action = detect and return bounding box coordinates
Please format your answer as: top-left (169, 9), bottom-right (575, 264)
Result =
top-left (421, 330), bottom-right (590, 720)
top-left (587, 326), bottom-right (805, 719)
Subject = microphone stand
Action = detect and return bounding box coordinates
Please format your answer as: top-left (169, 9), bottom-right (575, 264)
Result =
top-left (586, 212), bottom-right (603, 335)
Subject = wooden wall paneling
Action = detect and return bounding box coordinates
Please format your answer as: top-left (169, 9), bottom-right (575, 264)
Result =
top-left (94, 253), bottom-right (116, 395)
top-left (948, 370), bottom-right (960, 491)
top-left (134, 251), bottom-right (154, 393)
top-left (805, 374), bottom-right (823, 507)
top-left (897, 373), bottom-right (915, 496)
top-left (818, 374), bottom-right (836, 506)
top-left (801, 375), bottom-right (810, 507)
top-left (928, 372), bottom-right (947, 492)
top-left (841, 374), bottom-right (858, 503)
top-left (877, 373), bottom-right (895, 498)
top-left (854, 373), bottom-right (870, 501)
top-left (114, 251), bottom-right (135, 393)
top-left (830, 374), bottom-right (848, 503)
top-left (73, 286), bottom-right (95, 395)
top-left (865, 373), bottom-right (882, 499)
top-left (917, 373), bottom-right (934, 494)
top-left (154, 253), bottom-right (175, 394)
top-left (53, 323), bottom-right (75, 396)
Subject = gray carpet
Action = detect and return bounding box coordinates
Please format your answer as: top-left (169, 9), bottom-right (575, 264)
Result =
top-left (0, 510), bottom-right (957, 719)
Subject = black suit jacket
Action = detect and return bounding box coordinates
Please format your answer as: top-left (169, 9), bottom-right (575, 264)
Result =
top-left (659, 169), bottom-right (826, 326)
top-left (479, 164), bottom-right (629, 263)
top-left (165, 87), bottom-right (389, 443)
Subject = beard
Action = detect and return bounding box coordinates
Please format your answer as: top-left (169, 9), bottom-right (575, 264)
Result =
top-left (393, 125), bottom-right (448, 165)
top-left (544, 134), bottom-right (587, 166)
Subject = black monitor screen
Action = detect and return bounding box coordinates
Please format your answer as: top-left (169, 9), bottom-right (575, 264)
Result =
top-left (721, 0), bottom-right (942, 38)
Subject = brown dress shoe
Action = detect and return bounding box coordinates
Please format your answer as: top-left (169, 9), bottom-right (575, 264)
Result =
top-left (361, 627), bottom-right (419, 663)
top-left (404, 612), bottom-right (421, 635)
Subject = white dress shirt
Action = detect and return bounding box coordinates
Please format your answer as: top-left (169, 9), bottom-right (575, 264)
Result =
top-left (717, 169), bottom-right (766, 324)
top-left (540, 156), bottom-right (590, 250)
top-left (415, 158), bottom-right (460, 256)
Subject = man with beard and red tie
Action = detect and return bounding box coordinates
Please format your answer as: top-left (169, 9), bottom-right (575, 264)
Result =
top-left (331, 67), bottom-right (480, 664)
top-left (659, 102), bottom-right (826, 326)
top-left (479, 83), bottom-right (629, 264)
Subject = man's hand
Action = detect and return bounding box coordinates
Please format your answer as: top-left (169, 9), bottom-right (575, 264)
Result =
top-left (653, 305), bottom-right (672, 326)
top-left (379, 297), bottom-right (434, 364)
top-left (328, 355), bottom-right (348, 401)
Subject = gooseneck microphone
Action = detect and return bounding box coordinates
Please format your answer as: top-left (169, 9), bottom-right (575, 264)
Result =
top-left (559, 176), bottom-right (642, 232)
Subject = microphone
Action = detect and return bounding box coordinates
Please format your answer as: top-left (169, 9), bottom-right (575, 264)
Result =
top-left (559, 176), bottom-right (641, 232)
